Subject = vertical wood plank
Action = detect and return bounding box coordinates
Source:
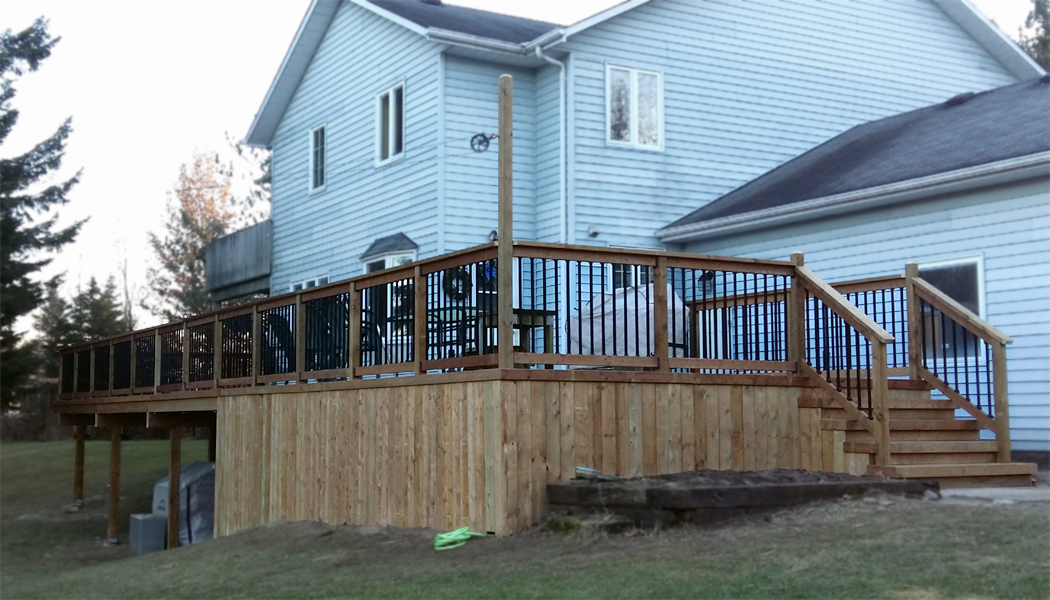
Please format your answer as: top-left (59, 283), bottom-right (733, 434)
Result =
top-left (616, 383), bottom-right (629, 476)
top-left (560, 381), bottom-right (574, 480)
top-left (706, 387), bottom-right (720, 470)
top-left (501, 381), bottom-right (517, 535)
top-left (546, 381), bottom-right (561, 481)
top-left (531, 379), bottom-right (545, 523)
top-left (656, 385), bottom-right (669, 474)
top-left (681, 385), bottom-right (694, 471)
top-left (800, 408), bottom-right (815, 470)
top-left (497, 75), bottom-right (514, 370)
top-left (694, 386), bottom-right (709, 470)
top-left (642, 384), bottom-right (657, 475)
top-left (600, 382), bottom-right (617, 474)
top-left (993, 343), bottom-right (1012, 463)
top-left (628, 383), bottom-right (643, 477)
top-left (743, 387), bottom-right (756, 470)
top-left (517, 381), bottom-right (532, 531)
top-left (730, 386), bottom-right (745, 471)
top-left (718, 386), bottom-right (733, 470)
top-left (669, 383), bottom-right (683, 473)
top-left (574, 382), bottom-right (592, 470)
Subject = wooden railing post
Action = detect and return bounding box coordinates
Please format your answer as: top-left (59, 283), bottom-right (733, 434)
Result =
top-left (654, 256), bottom-right (669, 372)
top-left (414, 266), bottom-right (427, 375)
top-left (993, 342), bottom-right (1012, 462)
top-left (129, 337), bottom-right (137, 393)
top-left (251, 306), bottom-right (261, 386)
top-left (154, 329), bottom-right (162, 393)
top-left (349, 282), bottom-right (360, 379)
top-left (788, 252), bottom-right (806, 369)
top-left (89, 347), bottom-right (96, 394)
top-left (213, 315), bottom-right (222, 387)
top-left (904, 262), bottom-right (921, 380)
top-left (497, 74), bottom-right (514, 370)
top-left (295, 293), bottom-right (306, 380)
top-left (181, 323), bottom-right (189, 389)
top-left (71, 349), bottom-right (79, 395)
top-left (871, 340), bottom-right (892, 466)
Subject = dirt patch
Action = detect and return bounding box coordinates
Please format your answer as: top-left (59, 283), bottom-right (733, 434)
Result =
top-left (605, 468), bottom-right (876, 487)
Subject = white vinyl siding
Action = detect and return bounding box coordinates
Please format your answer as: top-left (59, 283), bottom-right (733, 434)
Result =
top-left (606, 64), bottom-right (663, 150)
top-left (376, 82), bottom-right (406, 165)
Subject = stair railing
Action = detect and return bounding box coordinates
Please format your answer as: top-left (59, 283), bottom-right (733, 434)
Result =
top-left (905, 263), bottom-right (1013, 462)
top-left (791, 258), bottom-right (895, 465)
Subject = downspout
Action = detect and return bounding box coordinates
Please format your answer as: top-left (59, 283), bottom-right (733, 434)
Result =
top-left (535, 42), bottom-right (567, 243)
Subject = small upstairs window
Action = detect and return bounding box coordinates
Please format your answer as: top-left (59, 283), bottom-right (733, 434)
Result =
top-left (607, 65), bottom-right (662, 150)
top-left (377, 82), bottom-right (405, 165)
top-left (310, 124), bottom-right (326, 191)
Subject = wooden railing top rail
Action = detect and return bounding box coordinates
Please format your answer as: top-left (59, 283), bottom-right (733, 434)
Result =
top-left (513, 241), bottom-right (796, 275)
top-left (795, 266), bottom-right (894, 344)
top-left (831, 274), bottom-right (906, 295)
top-left (912, 277), bottom-right (1012, 346)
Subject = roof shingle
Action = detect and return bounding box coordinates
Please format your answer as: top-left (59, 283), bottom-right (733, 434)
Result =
top-left (366, 0), bottom-right (558, 44)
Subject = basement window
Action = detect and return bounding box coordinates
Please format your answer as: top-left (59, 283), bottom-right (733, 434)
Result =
top-left (606, 65), bottom-right (663, 150)
top-left (309, 124), bottom-right (326, 191)
top-left (376, 82), bottom-right (405, 165)
top-left (918, 256), bottom-right (984, 360)
top-left (290, 275), bottom-right (330, 292)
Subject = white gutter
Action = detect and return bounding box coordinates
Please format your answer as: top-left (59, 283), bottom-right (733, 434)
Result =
top-left (426, 28), bottom-right (536, 55)
top-left (535, 39), bottom-right (568, 243)
top-left (657, 152), bottom-right (1050, 243)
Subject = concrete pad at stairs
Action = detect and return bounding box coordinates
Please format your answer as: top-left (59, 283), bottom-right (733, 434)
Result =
top-left (941, 487), bottom-right (1050, 504)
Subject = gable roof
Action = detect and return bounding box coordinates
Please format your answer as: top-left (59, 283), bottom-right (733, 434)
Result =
top-left (361, 232), bottom-right (419, 259)
top-left (659, 77), bottom-right (1050, 240)
top-left (243, 0), bottom-right (1044, 148)
top-left (366, 0), bottom-right (556, 44)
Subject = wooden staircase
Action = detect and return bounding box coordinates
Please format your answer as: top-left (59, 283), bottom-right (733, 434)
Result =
top-left (812, 382), bottom-right (1036, 488)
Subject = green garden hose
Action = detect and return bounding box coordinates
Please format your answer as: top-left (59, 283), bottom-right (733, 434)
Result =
top-left (434, 527), bottom-right (488, 551)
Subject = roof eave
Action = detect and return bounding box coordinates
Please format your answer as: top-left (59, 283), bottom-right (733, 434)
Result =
top-left (931, 0), bottom-right (1046, 79)
top-left (656, 152), bottom-right (1050, 244)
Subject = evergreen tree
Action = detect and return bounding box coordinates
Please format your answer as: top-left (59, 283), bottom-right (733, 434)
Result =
top-left (1019, 0), bottom-right (1050, 70)
top-left (71, 277), bottom-right (126, 342)
top-left (0, 19), bottom-right (83, 408)
top-left (32, 281), bottom-right (76, 379)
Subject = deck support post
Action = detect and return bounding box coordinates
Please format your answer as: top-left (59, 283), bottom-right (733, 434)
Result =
top-left (904, 262), bottom-right (921, 380)
top-left (208, 425), bottom-right (217, 463)
top-left (788, 252), bottom-right (806, 370)
top-left (414, 265), bottom-right (427, 375)
top-left (992, 342), bottom-right (1012, 462)
top-left (654, 256), bottom-right (669, 372)
top-left (497, 74), bottom-right (514, 370)
top-left (871, 341), bottom-right (892, 466)
top-left (73, 425), bottom-right (85, 508)
top-left (107, 426), bottom-right (122, 545)
top-left (168, 426), bottom-right (182, 549)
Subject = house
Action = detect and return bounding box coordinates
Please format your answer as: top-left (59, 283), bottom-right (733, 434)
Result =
top-left (658, 76), bottom-right (1050, 456)
top-left (234, 0), bottom-right (1042, 298)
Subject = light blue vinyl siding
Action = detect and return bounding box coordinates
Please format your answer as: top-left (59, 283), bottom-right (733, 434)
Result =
top-left (559, 0), bottom-right (1018, 249)
top-left (441, 57), bottom-right (537, 251)
top-left (535, 64), bottom-right (563, 243)
top-left (269, 2), bottom-right (443, 292)
top-left (681, 179), bottom-right (1050, 451)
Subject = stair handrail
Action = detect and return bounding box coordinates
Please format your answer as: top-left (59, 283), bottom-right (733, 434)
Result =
top-left (793, 264), bottom-right (895, 465)
top-left (905, 264), bottom-right (1013, 462)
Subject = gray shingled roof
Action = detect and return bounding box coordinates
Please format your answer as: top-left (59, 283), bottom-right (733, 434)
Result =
top-left (361, 232), bottom-right (419, 259)
top-left (662, 77), bottom-right (1050, 232)
top-left (366, 0), bottom-right (558, 44)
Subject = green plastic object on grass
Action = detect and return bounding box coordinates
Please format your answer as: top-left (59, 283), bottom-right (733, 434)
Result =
top-left (434, 527), bottom-right (488, 551)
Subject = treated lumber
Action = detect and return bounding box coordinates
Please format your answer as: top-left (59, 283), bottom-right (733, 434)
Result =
top-left (823, 418), bottom-right (980, 431)
top-left (73, 425), bottom-right (85, 507)
top-left (992, 343), bottom-right (1011, 463)
top-left (168, 426), bottom-right (181, 549)
top-left (653, 257), bottom-right (669, 373)
top-left (877, 462), bottom-right (1035, 478)
top-left (95, 413), bottom-right (146, 428)
top-left (843, 440), bottom-right (999, 454)
top-left (497, 74), bottom-right (513, 371)
top-left (917, 367), bottom-right (996, 431)
top-left (107, 427), bottom-right (121, 544)
top-left (146, 411), bottom-right (216, 429)
top-left (911, 278), bottom-right (1012, 345)
top-left (796, 266), bottom-right (894, 344)
top-left (647, 480), bottom-right (933, 510)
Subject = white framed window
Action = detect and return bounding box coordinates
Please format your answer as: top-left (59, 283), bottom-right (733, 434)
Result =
top-left (611, 264), bottom-right (653, 290)
top-left (376, 82), bottom-right (405, 165)
top-left (364, 251), bottom-right (415, 274)
top-left (606, 65), bottom-right (663, 150)
top-left (309, 124), bottom-right (326, 191)
top-left (290, 275), bottom-right (330, 292)
top-left (918, 255), bottom-right (985, 361)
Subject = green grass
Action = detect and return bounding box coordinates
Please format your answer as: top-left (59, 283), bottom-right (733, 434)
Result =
top-left (3, 440), bottom-right (1048, 599)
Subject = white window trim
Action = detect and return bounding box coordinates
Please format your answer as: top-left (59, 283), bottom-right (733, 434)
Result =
top-left (917, 254), bottom-right (987, 366)
top-left (375, 81), bottom-right (407, 167)
top-left (605, 63), bottom-right (664, 152)
top-left (289, 274), bottom-right (330, 292)
top-left (363, 250), bottom-right (417, 273)
top-left (608, 264), bottom-right (654, 291)
top-left (308, 123), bottom-right (327, 193)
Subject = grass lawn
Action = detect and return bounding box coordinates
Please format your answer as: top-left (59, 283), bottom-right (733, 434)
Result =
top-left (3, 440), bottom-right (1048, 599)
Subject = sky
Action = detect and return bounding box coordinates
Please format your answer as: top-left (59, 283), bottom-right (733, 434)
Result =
top-left (0, 0), bottom-right (1036, 334)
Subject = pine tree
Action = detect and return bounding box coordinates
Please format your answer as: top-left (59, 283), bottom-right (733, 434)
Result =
top-left (71, 277), bottom-right (126, 342)
top-left (144, 151), bottom-right (237, 321)
top-left (0, 19), bottom-right (84, 408)
top-left (1019, 0), bottom-right (1050, 70)
top-left (32, 281), bottom-right (76, 379)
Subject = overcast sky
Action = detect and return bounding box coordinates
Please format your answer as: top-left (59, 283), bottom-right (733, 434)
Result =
top-left (0, 0), bottom-right (1036, 333)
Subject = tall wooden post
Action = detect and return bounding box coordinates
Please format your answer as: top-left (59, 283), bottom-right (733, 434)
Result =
top-left (904, 262), bottom-right (922, 380)
top-left (787, 252), bottom-right (806, 369)
top-left (213, 315), bottom-right (223, 387)
top-left (89, 347), bottom-right (96, 394)
top-left (414, 265), bottom-right (427, 375)
top-left (108, 341), bottom-right (115, 394)
top-left (992, 342), bottom-right (1012, 462)
top-left (871, 340), bottom-right (892, 466)
top-left (295, 293), bottom-right (306, 380)
top-left (349, 282), bottom-right (360, 379)
top-left (168, 427), bottom-right (182, 549)
top-left (251, 305), bottom-right (261, 386)
top-left (129, 336), bottom-right (137, 391)
top-left (653, 256), bottom-right (669, 372)
top-left (181, 323), bottom-right (190, 389)
top-left (154, 329), bottom-right (162, 392)
top-left (73, 425), bottom-right (85, 508)
top-left (497, 74), bottom-right (514, 370)
top-left (107, 426), bottom-right (122, 544)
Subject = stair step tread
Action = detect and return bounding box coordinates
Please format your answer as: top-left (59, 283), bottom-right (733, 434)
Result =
top-left (885, 463), bottom-right (1037, 478)
top-left (887, 399), bottom-right (955, 410)
top-left (843, 441), bottom-right (998, 454)
top-left (822, 419), bottom-right (981, 431)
